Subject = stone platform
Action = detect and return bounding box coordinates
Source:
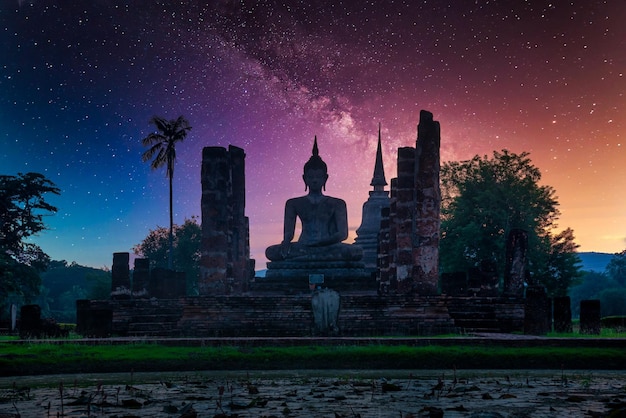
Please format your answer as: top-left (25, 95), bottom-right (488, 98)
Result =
top-left (78, 294), bottom-right (524, 338)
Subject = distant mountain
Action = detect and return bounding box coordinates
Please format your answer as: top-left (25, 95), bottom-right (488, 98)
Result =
top-left (577, 252), bottom-right (614, 272)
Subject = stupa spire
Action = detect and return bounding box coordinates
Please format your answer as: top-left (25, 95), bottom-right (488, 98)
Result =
top-left (355, 123), bottom-right (391, 270)
top-left (370, 123), bottom-right (387, 191)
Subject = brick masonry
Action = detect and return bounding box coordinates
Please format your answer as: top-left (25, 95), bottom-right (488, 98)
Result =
top-left (78, 294), bottom-right (524, 337)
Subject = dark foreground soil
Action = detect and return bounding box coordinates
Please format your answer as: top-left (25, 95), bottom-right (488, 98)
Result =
top-left (2, 369), bottom-right (626, 417)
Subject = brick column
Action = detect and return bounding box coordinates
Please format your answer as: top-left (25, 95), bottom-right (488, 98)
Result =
top-left (200, 145), bottom-right (252, 295)
top-left (200, 147), bottom-right (231, 294)
top-left (228, 145), bottom-right (251, 291)
top-left (111, 252), bottom-right (130, 299)
top-left (524, 286), bottom-right (550, 335)
top-left (412, 110), bottom-right (440, 295)
top-left (132, 258), bottom-right (150, 298)
top-left (504, 228), bottom-right (528, 296)
top-left (580, 299), bottom-right (601, 335)
top-left (554, 296), bottom-right (573, 333)
top-left (394, 147), bottom-right (416, 293)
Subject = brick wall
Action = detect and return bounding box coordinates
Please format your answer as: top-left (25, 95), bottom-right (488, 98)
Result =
top-left (78, 295), bottom-right (524, 337)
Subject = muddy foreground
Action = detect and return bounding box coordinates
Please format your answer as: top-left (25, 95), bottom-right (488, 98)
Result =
top-left (1, 369), bottom-right (625, 417)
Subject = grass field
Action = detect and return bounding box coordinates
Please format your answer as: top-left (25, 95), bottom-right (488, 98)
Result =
top-left (2, 339), bottom-right (626, 376)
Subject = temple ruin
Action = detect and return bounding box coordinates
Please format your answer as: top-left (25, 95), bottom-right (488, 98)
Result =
top-left (77, 110), bottom-right (527, 337)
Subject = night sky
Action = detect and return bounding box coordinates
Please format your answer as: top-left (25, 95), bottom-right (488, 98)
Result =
top-left (2, 1), bottom-right (624, 270)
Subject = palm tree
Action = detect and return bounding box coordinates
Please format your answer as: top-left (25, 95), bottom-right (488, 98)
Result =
top-left (141, 115), bottom-right (191, 270)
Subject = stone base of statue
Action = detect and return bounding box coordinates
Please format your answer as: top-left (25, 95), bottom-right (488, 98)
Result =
top-left (255, 242), bottom-right (376, 293)
top-left (267, 259), bottom-right (367, 273)
top-left (254, 259), bottom-right (376, 293)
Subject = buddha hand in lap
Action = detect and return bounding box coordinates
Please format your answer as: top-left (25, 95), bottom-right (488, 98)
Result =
top-left (265, 138), bottom-right (362, 262)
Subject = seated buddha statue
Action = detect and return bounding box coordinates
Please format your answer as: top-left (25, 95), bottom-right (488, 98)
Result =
top-left (265, 138), bottom-right (362, 262)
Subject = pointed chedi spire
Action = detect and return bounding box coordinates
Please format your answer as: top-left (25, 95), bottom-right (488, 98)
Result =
top-left (370, 123), bottom-right (387, 191)
top-left (354, 123), bottom-right (391, 271)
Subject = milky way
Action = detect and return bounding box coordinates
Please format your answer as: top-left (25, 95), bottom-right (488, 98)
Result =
top-left (2, 1), bottom-right (624, 269)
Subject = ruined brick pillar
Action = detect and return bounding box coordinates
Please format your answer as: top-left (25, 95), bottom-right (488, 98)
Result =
top-left (378, 110), bottom-right (442, 295)
top-left (553, 296), bottom-right (573, 333)
top-left (19, 304), bottom-right (41, 337)
top-left (228, 146), bottom-right (251, 290)
top-left (580, 299), bottom-right (601, 335)
top-left (132, 258), bottom-right (150, 298)
top-left (388, 179), bottom-right (397, 291)
top-left (111, 252), bottom-right (131, 299)
top-left (504, 228), bottom-right (528, 296)
top-left (412, 110), bottom-right (441, 295)
top-left (394, 147), bottom-right (416, 293)
top-left (524, 286), bottom-right (550, 335)
top-left (200, 145), bottom-right (252, 295)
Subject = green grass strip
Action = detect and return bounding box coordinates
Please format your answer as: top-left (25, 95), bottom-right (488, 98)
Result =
top-left (2, 343), bottom-right (626, 376)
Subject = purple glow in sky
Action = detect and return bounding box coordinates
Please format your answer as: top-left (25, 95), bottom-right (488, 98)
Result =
top-left (2, 1), bottom-right (624, 269)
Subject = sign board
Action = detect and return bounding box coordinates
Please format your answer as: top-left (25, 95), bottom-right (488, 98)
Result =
top-left (309, 274), bottom-right (324, 285)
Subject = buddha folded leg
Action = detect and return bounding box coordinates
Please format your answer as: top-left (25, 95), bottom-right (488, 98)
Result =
top-left (266, 242), bottom-right (363, 262)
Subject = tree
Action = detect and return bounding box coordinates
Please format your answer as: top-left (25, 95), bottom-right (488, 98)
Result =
top-left (568, 250), bottom-right (626, 318)
top-left (440, 150), bottom-right (581, 295)
top-left (598, 287), bottom-right (626, 317)
top-left (0, 172), bottom-right (59, 315)
top-left (569, 270), bottom-right (614, 318)
top-left (141, 115), bottom-right (191, 269)
top-left (606, 249), bottom-right (626, 287)
top-left (38, 260), bottom-right (111, 322)
top-left (532, 228), bottom-right (583, 296)
top-left (133, 218), bottom-right (201, 294)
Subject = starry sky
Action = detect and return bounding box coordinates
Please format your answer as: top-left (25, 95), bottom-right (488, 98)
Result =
top-left (2, 1), bottom-right (624, 270)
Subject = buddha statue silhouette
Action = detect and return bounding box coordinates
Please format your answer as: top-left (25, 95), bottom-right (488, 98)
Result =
top-left (265, 138), bottom-right (362, 262)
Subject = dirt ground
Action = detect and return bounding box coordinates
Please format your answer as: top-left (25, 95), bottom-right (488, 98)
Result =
top-left (1, 369), bottom-right (625, 417)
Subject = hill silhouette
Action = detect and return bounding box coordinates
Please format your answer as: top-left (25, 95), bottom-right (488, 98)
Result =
top-left (578, 252), bottom-right (614, 272)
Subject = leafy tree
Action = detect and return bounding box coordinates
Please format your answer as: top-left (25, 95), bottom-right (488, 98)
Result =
top-left (86, 270), bottom-right (112, 300)
top-left (569, 270), bottom-right (614, 318)
top-left (598, 287), bottom-right (626, 317)
top-left (133, 218), bottom-right (201, 294)
top-left (0, 172), bottom-right (59, 316)
top-left (141, 115), bottom-right (192, 270)
top-left (440, 150), bottom-right (581, 296)
top-left (606, 249), bottom-right (626, 287)
top-left (55, 285), bottom-right (88, 322)
top-left (38, 260), bottom-right (111, 322)
top-left (568, 251), bottom-right (626, 318)
top-left (532, 228), bottom-right (583, 297)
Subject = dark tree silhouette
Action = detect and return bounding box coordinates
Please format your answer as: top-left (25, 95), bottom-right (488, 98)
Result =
top-left (0, 172), bottom-right (59, 312)
top-left (141, 115), bottom-right (191, 269)
top-left (133, 218), bottom-right (201, 295)
top-left (440, 150), bottom-right (581, 295)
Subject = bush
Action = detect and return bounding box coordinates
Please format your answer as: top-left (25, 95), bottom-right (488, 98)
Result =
top-left (599, 288), bottom-right (626, 317)
top-left (602, 316), bottom-right (626, 330)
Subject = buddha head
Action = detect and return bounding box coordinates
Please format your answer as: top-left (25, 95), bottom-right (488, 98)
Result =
top-left (303, 136), bottom-right (328, 192)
